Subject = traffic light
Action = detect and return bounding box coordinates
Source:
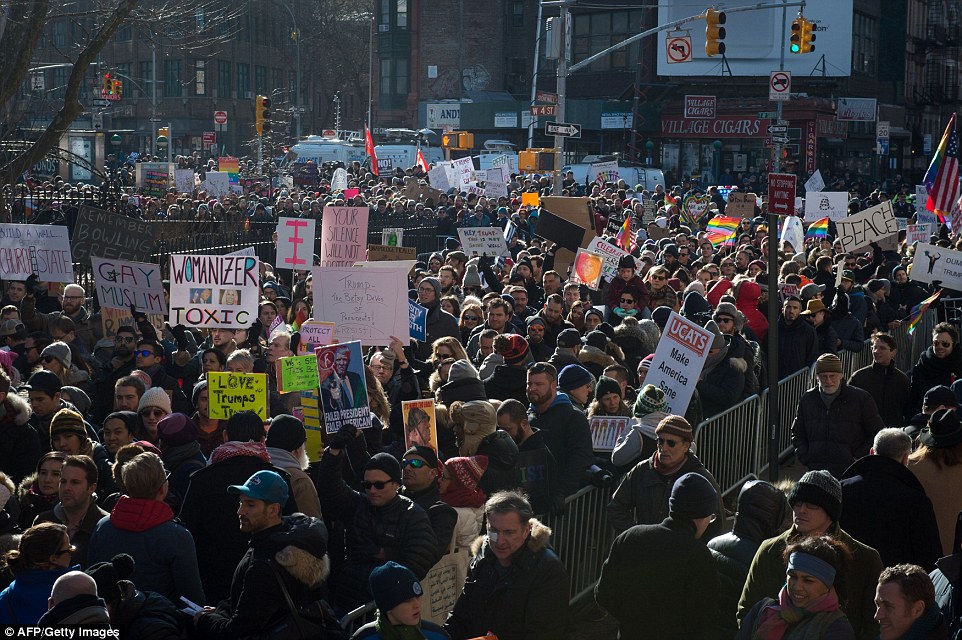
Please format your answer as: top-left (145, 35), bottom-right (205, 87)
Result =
top-left (441, 132), bottom-right (474, 150)
top-left (255, 94), bottom-right (272, 136)
top-left (799, 17), bottom-right (815, 53)
top-left (112, 79), bottom-right (123, 99)
top-left (102, 73), bottom-right (113, 97)
top-left (705, 9), bottom-right (726, 57)
top-left (519, 149), bottom-right (556, 172)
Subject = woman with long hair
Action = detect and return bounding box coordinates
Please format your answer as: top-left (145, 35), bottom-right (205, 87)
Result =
top-left (0, 522), bottom-right (75, 624)
top-left (16, 453), bottom-right (66, 531)
top-left (459, 304), bottom-right (483, 344)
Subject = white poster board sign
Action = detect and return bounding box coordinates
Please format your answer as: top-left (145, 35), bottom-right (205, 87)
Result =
top-left (168, 254), bottom-right (259, 328)
top-left (311, 265), bottom-right (410, 344)
top-left (174, 169), bottom-right (195, 194)
top-left (909, 244), bottom-right (962, 289)
top-left (332, 168), bottom-right (348, 191)
top-left (0, 224), bottom-right (73, 283)
top-left (780, 215), bottom-right (805, 253)
top-left (450, 157), bottom-right (474, 187)
top-left (590, 161), bottom-right (620, 185)
top-left (428, 163), bottom-right (452, 191)
top-left (91, 257), bottom-right (167, 314)
top-left (835, 201), bottom-right (898, 253)
top-left (201, 171), bottom-right (230, 199)
top-left (457, 228), bottom-right (509, 257)
top-left (643, 312), bottom-right (713, 415)
top-left (805, 191), bottom-right (848, 221)
top-left (276, 217), bottom-right (316, 270)
top-left (319, 206), bottom-right (370, 267)
top-left (804, 170), bottom-right (825, 194)
top-left (906, 223), bottom-right (932, 245)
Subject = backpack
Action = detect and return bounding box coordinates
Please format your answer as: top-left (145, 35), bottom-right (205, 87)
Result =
top-left (261, 561), bottom-right (342, 640)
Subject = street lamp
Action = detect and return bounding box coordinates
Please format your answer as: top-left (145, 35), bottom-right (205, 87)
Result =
top-left (111, 134), bottom-right (122, 145)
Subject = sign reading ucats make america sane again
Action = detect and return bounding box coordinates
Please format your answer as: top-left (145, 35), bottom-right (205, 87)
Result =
top-left (643, 312), bottom-right (713, 415)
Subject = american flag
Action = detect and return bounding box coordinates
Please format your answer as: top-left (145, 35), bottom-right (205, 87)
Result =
top-left (924, 113), bottom-right (959, 220)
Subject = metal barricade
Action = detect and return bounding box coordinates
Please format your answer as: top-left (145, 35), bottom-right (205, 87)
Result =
top-left (838, 343), bottom-right (873, 378)
top-left (339, 602), bottom-right (377, 638)
top-left (694, 395), bottom-right (762, 498)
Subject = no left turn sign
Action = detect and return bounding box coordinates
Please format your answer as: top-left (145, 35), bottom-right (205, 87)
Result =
top-left (769, 71), bottom-right (791, 101)
top-left (666, 36), bottom-right (692, 64)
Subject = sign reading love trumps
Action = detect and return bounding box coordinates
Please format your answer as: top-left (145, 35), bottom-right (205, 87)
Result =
top-left (168, 254), bottom-right (260, 328)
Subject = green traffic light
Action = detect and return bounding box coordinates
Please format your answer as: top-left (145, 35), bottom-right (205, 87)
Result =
top-left (791, 43), bottom-right (800, 53)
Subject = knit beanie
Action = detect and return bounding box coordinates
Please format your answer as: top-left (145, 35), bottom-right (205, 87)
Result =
top-left (594, 376), bottom-right (622, 402)
top-left (713, 301), bottom-right (738, 321)
top-left (497, 334), bottom-right (530, 365)
top-left (668, 472), bottom-right (718, 520)
top-left (192, 380), bottom-right (208, 407)
top-left (789, 470), bottom-right (843, 522)
top-left (41, 341), bottom-right (71, 369)
top-left (49, 408), bottom-right (86, 439)
top-left (265, 414), bottom-right (307, 452)
top-left (364, 452), bottom-right (402, 484)
top-left (445, 455), bottom-right (488, 491)
top-left (705, 320), bottom-right (725, 351)
top-left (584, 308), bottom-right (604, 325)
top-left (584, 330), bottom-right (608, 350)
top-left (156, 413), bottom-right (200, 447)
top-left (138, 386), bottom-right (172, 414)
top-left (655, 415), bottom-right (694, 442)
top-left (558, 364), bottom-right (594, 392)
top-left (633, 384), bottom-right (667, 417)
top-left (61, 386), bottom-right (91, 415)
top-left (369, 561), bottom-right (423, 613)
top-left (815, 353), bottom-right (843, 375)
top-left (86, 554), bottom-right (136, 605)
top-left (448, 359), bottom-right (480, 382)
top-left (404, 445), bottom-right (439, 472)
top-left (420, 277), bottom-right (442, 297)
top-left (463, 262), bottom-right (483, 289)
top-left (639, 353), bottom-right (654, 370)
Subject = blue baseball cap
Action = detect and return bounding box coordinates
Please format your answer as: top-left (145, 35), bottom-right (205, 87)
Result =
top-left (228, 470), bottom-right (289, 506)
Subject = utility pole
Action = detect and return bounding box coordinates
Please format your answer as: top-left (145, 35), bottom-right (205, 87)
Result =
top-left (552, 5), bottom-right (569, 195)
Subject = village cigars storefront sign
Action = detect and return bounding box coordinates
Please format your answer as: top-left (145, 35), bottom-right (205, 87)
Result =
top-left (660, 114), bottom-right (767, 138)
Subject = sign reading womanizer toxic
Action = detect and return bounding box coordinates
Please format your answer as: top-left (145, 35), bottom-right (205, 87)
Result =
top-left (168, 254), bottom-right (260, 328)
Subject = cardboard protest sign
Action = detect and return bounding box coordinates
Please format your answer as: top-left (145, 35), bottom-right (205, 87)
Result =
top-left (0, 223), bottom-right (73, 283)
top-left (409, 300), bottom-right (427, 341)
top-left (402, 399), bottom-right (438, 452)
top-left (590, 160), bottom-right (620, 185)
top-left (906, 223), bottom-right (933, 245)
top-left (207, 371), bottom-right (268, 420)
top-left (427, 164), bottom-right (452, 191)
top-left (277, 355), bottom-right (320, 393)
top-left (174, 169), bottom-right (195, 194)
top-left (590, 416), bottom-right (630, 452)
top-left (569, 249), bottom-right (605, 290)
top-left (99, 306), bottom-right (164, 340)
top-left (643, 312), bottom-right (713, 415)
top-left (457, 227), bottom-right (509, 257)
top-left (521, 192), bottom-right (540, 207)
top-left (73, 206), bottom-right (156, 263)
top-left (805, 170), bottom-right (825, 193)
top-left (586, 236), bottom-right (631, 282)
top-left (805, 192), bottom-right (848, 222)
top-left (91, 258), bottom-right (166, 314)
top-left (484, 181), bottom-right (508, 199)
top-left (533, 210), bottom-right (587, 253)
top-left (276, 217), bottom-right (316, 269)
top-left (835, 201), bottom-right (898, 253)
top-left (316, 341), bottom-right (372, 432)
top-left (311, 266), bottom-right (409, 344)
top-left (382, 228), bottom-right (404, 246)
top-left (168, 254), bottom-right (259, 328)
top-left (367, 244), bottom-right (417, 261)
top-left (319, 206), bottom-right (369, 267)
top-left (725, 193), bottom-right (757, 217)
top-left (908, 244), bottom-right (962, 289)
top-left (297, 321), bottom-right (335, 355)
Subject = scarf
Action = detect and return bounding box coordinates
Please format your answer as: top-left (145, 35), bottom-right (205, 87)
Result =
top-left (898, 605), bottom-right (944, 640)
top-left (374, 610), bottom-right (426, 640)
top-left (753, 585), bottom-right (841, 640)
top-left (209, 440), bottom-right (272, 465)
top-left (110, 496), bottom-right (174, 532)
top-left (651, 451), bottom-right (688, 477)
top-left (162, 440), bottom-right (203, 470)
top-left (613, 307), bottom-right (638, 318)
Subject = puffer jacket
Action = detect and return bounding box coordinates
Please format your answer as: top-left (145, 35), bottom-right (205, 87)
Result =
top-left (697, 339), bottom-right (747, 419)
top-left (528, 392), bottom-right (593, 501)
top-left (909, 346), bottom-right (962, 419)
top-left (735, 280), bottom-right (768, 342)
top-left (0, 393), bottom-right (37, 485)
top-left (483, 364), bottom-right (528, 403)
top-left (791, 382), bottom-right (884, 478)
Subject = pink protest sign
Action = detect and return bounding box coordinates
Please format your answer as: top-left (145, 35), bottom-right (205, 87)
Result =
top-left (319, 206), bottom-right (369, 267)
top-left (276, 217), bottom-right (316, 269)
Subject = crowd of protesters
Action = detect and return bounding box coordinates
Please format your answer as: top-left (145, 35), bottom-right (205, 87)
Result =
top-left (0, 152), bottom-right (959, 640)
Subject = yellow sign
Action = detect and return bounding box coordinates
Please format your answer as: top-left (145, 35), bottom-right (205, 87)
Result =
top-left (277, 355), bottom-right (319, 393)
top-left (208, 371), bottom-right (268, 420)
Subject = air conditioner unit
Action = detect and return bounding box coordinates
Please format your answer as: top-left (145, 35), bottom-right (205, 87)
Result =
top-left (378, 24), bottom-right (389, 32)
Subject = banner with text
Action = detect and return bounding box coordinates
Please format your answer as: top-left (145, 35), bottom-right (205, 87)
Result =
top-left (0, 224), bottom-right (73, 283)
top-left (277, 355), bottom-right (320, 393)
top-left (908, 244), bottom-right (962, 290)
top-left (319, 206), bottom-right (369, 267)
top-left (312, 266), bottom-right (409, 344)
top-left (208, 371), bottom-right (268, 420)
top-left (91, 257), bottom-right (166, 314)
top-left (643, 311), bottom-right (712, 415)
top-left (835, 201), bottom-right (898, 253)
top-left (457, 227), bottom-right (509, 257)
top-left (73, 206), bottom-right (156, 263)
top-left (169, 254), bottom-right (260, 328)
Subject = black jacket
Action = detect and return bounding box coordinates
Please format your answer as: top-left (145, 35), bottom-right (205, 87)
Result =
top-left (415, 301), bottom-right (460, 361)
top-left (0, 393), bottom-right (39, 485)
top-left (840, 455), bottom-right (942, 570)
top-left (909, 346), bottom-right (962, 419)
top-left (437, 376), bottom-right (487, 406)
top-left (483, 364), bottom-right (528, 403)
top-left (528, 393), bottom-right (593, 500)
top-left (476, 430), bottom-right (520, 495)
top-left (403, 483), bottom-right (458, 555)
top-left (848, 361), bottom-right (910, 428)
top-left (111, 590), bottom-right (185, 640)
top-left (777, 316), bottom-right (819, 377)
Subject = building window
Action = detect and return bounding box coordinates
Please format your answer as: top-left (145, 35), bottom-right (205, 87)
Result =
top-left (237, 63), bottom-right (250, 97)
top-left (194, 60), bottom-right (206, 96)
top-left (218, 60), bottom-right (231, 98)
top-left (379, 57), bottom-right (409, 107)
top-left (116, 24), bottom-right (132, 42)
top-left (254, 65), bottom-right (267, 94)
top-left (379, 0), bottom-right (390, 29)
top-left (164, 59), bottom-right (182, 97)
top-left (379, 58), bottom-right (391, 97)
top-left (52, 67), bottom-right (67, 100)
top-left (511, 1), bottom-right (524, 28)
top-left (571, 9), bottom-right (645, 71)
top-left (852, 12), bottom-right (877, 76)
top-left (52, 21), bottom-right (67, 47)
top-left (396, 0), bottom-right (408, 28)
top-left (139, 61), bottom-right (153, 98)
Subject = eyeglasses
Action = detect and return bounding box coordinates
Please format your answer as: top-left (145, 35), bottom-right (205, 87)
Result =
top-left (463, 315), bottom-right (481, 322)
top-left (135, 349), bottom-right (156, 357)
top-left (933, 340), bottom-right (953, 348)
top-left (417, 286), bottom-right (435, 293)
top-left (657, 437), bottom-right (681, 448)
top-left (41, 355), bottom-right (57, 364)
top-left (620, 298), bottom-right (635, 304)
top-left (361, 480), bottom-right (395, 490)
top-left (140, 408), bottom-right (166, 418)
top-left (650, 275), bottom-right (666, 281)
top-left (54, 545), bottom-right (76, 557)
top-left (115, 336), bottom-right (135, 343)
top-left (436, 351), bottom-right (454, 359)
top-left (401, 459), bottom-right (427, 469)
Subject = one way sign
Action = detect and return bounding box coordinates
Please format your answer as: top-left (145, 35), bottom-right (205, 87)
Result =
top-left (545, 122), bottom-right (582, 139)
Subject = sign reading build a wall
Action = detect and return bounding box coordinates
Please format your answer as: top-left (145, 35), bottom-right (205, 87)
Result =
top-left (0, 223), bottom-right (73, 282)
top-left (72, 206), bottom-right (156, 263)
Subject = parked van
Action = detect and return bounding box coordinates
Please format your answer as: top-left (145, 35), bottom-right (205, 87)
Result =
top-left (562, 163), bottom-right (666, 191)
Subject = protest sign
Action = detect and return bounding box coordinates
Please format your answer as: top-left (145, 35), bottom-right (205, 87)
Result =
top-left (99, 306), bottom-right (164, 340)
top-left (780, 216), bottom-right (805, 253)
top-left (457, 227), bottom-right (509, 257)
top-left (0, 223), bottom-right (73, 283)
top-left (72, 206), bottom-right (156, 263)
top-left (590, 417), bottom-right (630, 452)
top-left (427, 163), bottom-right (452, 191)
top-left (533, 210), bottom-right (586, 253)
top-left (312, 266), bottom-right (409, 344)
top-left (319, 206), bottom-right (369, 267)
top-left (137, 162), bottom-right (170, 196)
top-left (367, 244), bottom-right (417, 262)
top-left (316, 341), bottom-right (372, 432)
top-left (521, 192), bottom-right (540, 207)
top-left (91, 257), bottom-right (166, 314)
top-left (804, 170), bottom-right (825, 193)
top-left (590, 160), bottom-right (620, 185)
top-left (569, 249), bottom-right (605, 290)
top-left (207, 371), bottom-right (268, 420)
top-left (168, 254), bottom-right (259, 328)
top-left (725, 193), bottom-right (757, 217)
top-left (409, 300), bottom-right (427, 341)
top-left (297, 320), bottom-right (335, 355)
top-left (174, 169), bottom-right (195, 193)
top-left (643, 312), bottom-right (713, 415)
top-left (344, 188), bottom-right (359, 199)
top-left (682, 194), bottom-right (711, 223)
top-left (225, 246), bottom-right (256, 257)
top-left (331, 168), bottom-right (348, 191)
top-left (382, 228), bottom-right (404, 246)
top-left (484, 181), bottom-right (508, 199)
top-left (906, 223), bottom-right (933, 245)
top-left (276, 217), bottom-right (316, 269)
top-left (277, 355), bottom-right (320, 393)
top-left (835, 201), bottom-right (898, 253)
top-left (805, 191), bottom-right (848, 222)
top-left (449, 156), bottom-right (474, 187)
top-left (908, 244), bottom-right (962, 289)
top-left (586, 236), bottom-right (631, 281)
top-left (402, 399), bottom-right (438, 452)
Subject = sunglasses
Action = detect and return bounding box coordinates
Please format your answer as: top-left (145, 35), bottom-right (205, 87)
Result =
top-left (401, 459), bottom-right (427, 469)
top-left (135, 349), bottom-right (156, 357)
top-left (650, 275), bottom-right (666, 281)
top-left (361, 480), bottom-right (394, 490)
top-left (42, 355), bottom-right (57, 364)
top-left (115, 336), bottom-right (135, 343)
top-left (656, 437), bottom-right (681, 448)
top-left (933, 340), bottom-right (953, 348)
top-left (463, 315), bottom-right (481, 322)
top-left (620, 298), bottom-right (635, 304)
top-left (140, 408), bottom-right (166, 418)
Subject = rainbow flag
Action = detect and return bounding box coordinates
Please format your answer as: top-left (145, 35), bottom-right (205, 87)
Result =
top-left (907, 290), bottom-right (941, 335)
top-left (614, 215), bottom-right (632, 251)
top-left (706, 216), bottom-right (740, 247)
top-left (806, 217), bottom-right (829, 238)
top-left (291, 307), bottom-right (309, 332)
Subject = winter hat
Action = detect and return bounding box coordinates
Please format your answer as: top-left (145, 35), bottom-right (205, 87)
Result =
top-left (921, 409), bottom-right (962, 449)
top-left (656, 415), bottom-right (694, 442)
top-left (404, 445), bottom-right (439, 472)
top-left (369, 561), bottom-right (423, 613)
top-left (138, 387), bottom-right (172, 414)
top-left (584, 308), bottom-right (604, 325)
top-left (103, 411), bottom-right (138, 435)
top-left (60, 386), bottom-right (91, 415)
top-left (668, 472), bottom-right (719, 521)
top-left (867, 279), bottom-right (885, 293)
top-left (41, 341), bottom-right (71, 369)
top-left (526, 315), bottom-right (546, 328)
top-left (557, 328), bottom-right (582, 349)
top-left (617, 254), bottom-right (637, 270)
top-left (651, 306), bottom-right (673, 331)
top-left (713, 302), bottom-right (738, 321)
top-left (585, 330), bottom-right (608, 350)
top-left (463, 262), bottom-right (483, 289)
top-left (445, 455), bottom-right (488, 491)
top-left (448, 359), bottom-right (480, 382)
top-left (364, 452), bottom-right (402, 484)
top-left (558, 364), bottom-right (594, 392)
top-left (86, 553), bottom-right (136, 605)
top-left (266, 414), bottom-right (307, 452)
top-left (923, 385), bottom-right (958, 410)
top-left (457, 400), bottom-right (497, 436)
top-left (633, 384), bottom-right (667, 417)
top-left (191, 379), bottom-right (208, 406)
top-left (594, 376), bottom-right (622, 402)
top-left (705, 320), bottom-right (725, 351)
top-left (420, 277), bottom-right (442, 297)
top-left (156, 413), bottom-right (200, 447)
top-left (639, 353), bottom-right (655, 371)
top-left (49, 408), bottom-right (86, 439)
top-left (663, 244), bottom-right (679, 258)
top-left (789, 470), bottom-right (843, 522)
top-left (497, 334), bottom-right (530, 365)
top-left (814, 353), bottom-right (843, 375)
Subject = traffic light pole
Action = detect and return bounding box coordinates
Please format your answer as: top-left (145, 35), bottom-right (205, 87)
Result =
top-left (552, 5), bottom-right (569, 196)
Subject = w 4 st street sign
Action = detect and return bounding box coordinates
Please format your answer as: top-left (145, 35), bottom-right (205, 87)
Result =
top-left (545, 122), bottom-right (582, 138)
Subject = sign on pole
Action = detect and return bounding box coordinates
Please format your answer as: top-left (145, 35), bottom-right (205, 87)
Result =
top-left (545, 122), bottom-right (582, 138)
top-left (767, 173), bottom-right (797, 215)
top-left (666, 35), bottom-right (693, 64)
top-left (769, 71), bottom-right (791, 101)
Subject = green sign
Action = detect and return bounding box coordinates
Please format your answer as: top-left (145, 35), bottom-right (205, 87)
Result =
top-left (277, 355), bottom-right (319, 393)
top-left (758, 111), bottom-right (777, 119)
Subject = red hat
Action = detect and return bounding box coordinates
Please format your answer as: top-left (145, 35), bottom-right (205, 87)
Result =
top-left (498, 334), bottom-right (530, 365)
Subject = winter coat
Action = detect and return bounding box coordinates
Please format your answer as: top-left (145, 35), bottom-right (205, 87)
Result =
top-left (736, 280), bottom-right (768, 342)
top-left (605, 276), bottom-right (650, 317)
top-left (267, 447), bottom-right (322, 519)
top-left (36, 593), bottom-right (110, 626)
top-left (528, 392), bottom-right (593, 500)
top-left (195, 515), bottom-right (330, 638)
top-left (483, 364), bottom-right (528, 403)
top-left (546, 348), bottom-right (580, 372)
top-left (848, 361), bottom-right (910, 428)
top-left (612, 317), bottom-right (654, 382)
top-left (445, 519), bottom-right (568, 640)
top-left (840, 455), bottom-right (942, 570)
top-left (355, 618), bottom-right (449, 640)
top-left (791, 382), bottom-right (884, 478)
top-left (647, 284), bottom-right (677, 312)
top-left (932, 549), bottom-right (962, 639)
top-left (697, 341), bottom-right (747, 418)
top-left (15, 473), bottom-right (59, 531)
top-left (610, 414), bottom-right (665, 469)
top-left (596, 517), bottom-right (718, 640)
top-left (777, 316), bottom-right (819, 377)
top-left (21, 295), bottom-right (96, 354)
top-left (415, 301), bottom-right (460, 361)
top-left (578, 345), bottom-right (615, 381)
top-left (0, 566), bottom-right (73, 624)
top-left (909, 453), bottom-right (962, 557)
top-left (737, 524), bottom-right (883, 640)
top-left (607, 453), bottom-right (726, 539)
top-left (891, 280), bottom-right (928, 316)
top-left (88, 496), bottom-right (205, 605)
top-left (476, 430), bottom-right (520, 495)
top-left (0, 393), bottom-right (37, 485)
top-left (830, 295), bottom-right (865, 352)
top-left (35, 500), bottom-right (108, 569)
top-left (909, 346), bottom-right (962, 418)
top-left (110, 589), bottom-right (185, 640)
top-left (403, 483), bottom-right (458, 556)
top-left (160, 441), bottom-right (206, 512)
top-left (437, 376), bottom-right (487, 407)
top-left (737, 596), bottom-right (854, 640)
top-left (815, 320), bottom-right (840, 356)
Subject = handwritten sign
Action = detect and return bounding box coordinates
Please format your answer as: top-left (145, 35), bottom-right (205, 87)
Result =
top-left (906, 223), bottom-right (932, 245)
top-left (138, 162), bottom-right (170, 197)
top-left (367, 244), bottom-right (417, 261)
top-left (586, 236), bottom-right (631, 281)
top-left (276, 217), bottom-right (316, 269)
top-left (174, 169), bottom-right (195, 194)
top-left (590, 416), bottom-right (630, 452)
top-left (427, 163), bottom-right (451, 191)
top-left (73, 206), bottom-right (156, 263)
top-left (319, 206), bottom-right (369, 267)
top-left (331, 168), bottom-right (348, 191)
top-left (311, 266), bottom-right (409, 344)
top-left (409, 300), bottom-right (427, 341)
top-left (277, 355), bottom-right (320, 393)
top-left (316, 341), bottom-right (372, 432)
top-left (644, 312), bottom-right (712, 415)
top-left (99, 306), bottom-right (164, 341)
top-left (450, 156), bottom-right (474, 187)
top-left (0, 224), bottom-right (73, 283)
top-left (569, 249), bottom-right (605, 290)
top-left (207, 371), bottom-right (268, 420)
top-left (297, 321), bottom-right (335, 355)
top-left (805, 191), bottom-right (848, 222)
top-left (91, 257), bottom-right (166, 314)
top-left (402, 398), bottom-right (438, 452)
top-left (835, 201), bottom-right (898, 253)
top-left (805, 170), bottom-right (825, 193)
top-left (725, 193), bottom-right (757, 217)
top-left (908, 243), bottom-right (962, 289)
top-left (168, 254), bottom-right (260, 328)
top-left (458, 227), bottom-right (509, 257)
